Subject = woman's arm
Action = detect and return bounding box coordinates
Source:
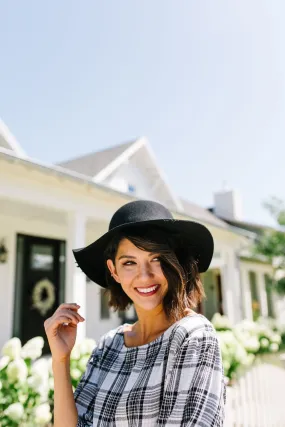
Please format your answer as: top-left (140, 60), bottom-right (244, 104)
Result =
top-left (53, 357), bottom-right (78, 427)
top-left (156, 329), bottom-right (226, 426)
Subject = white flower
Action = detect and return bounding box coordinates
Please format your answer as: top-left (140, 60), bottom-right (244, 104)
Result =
top-left (244, 353), bottom-right (255, 366)
top-left (34, 403), bottom-right (52, 425)
top-left (78, 355), bottom-right (90, 372)
top-left (271, 334), bottom-right (282, 345)
top-left (28, 359), bottom-right (49, 399)
top-left (18, 392), bottom-right (28, 404)
top-left (260, 338), bottom-right (270, 348)
top-left (71, 367), bottom-right (82, 380)
top-left (27, 374), bottom-right (45, 391)
top-left (79, 338), bottom-right (96, 355)
top-left (31, 358), bottom-right (49, 377)
top-left (7, 358), bottom-right (28, 383)
top-left (2, 337), bottom-right (21, 360)
top-left (0, 355), bottom-right (10, 370)
top-left (4, 402), bottom-right (24, 422)
top-left (269, 343), bottom-right (279, 352)
top-left (212, 314), bottom-right (229, 330)
top-left (71, 343), bottom-right (81, 360)
top-left (211, 313), bottom-right (232, 330)
top-left (21, 337), bottom-right (44, 360)
top-left (47, 356), bottom-right (53, 375)
top-left (243, 336), bottom-right (260, 353)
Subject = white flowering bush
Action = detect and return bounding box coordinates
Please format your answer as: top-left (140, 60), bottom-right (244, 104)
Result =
top-left (0, 337), bottom-right (52, 426)
top-left (0, 336), bottom-right (96, 426)
top-left (216, 329), bottom-right (254, 383)
top-left (235, 317), bottom-right (282, 355)
top-left (211, 313), bottom-right (283, 384)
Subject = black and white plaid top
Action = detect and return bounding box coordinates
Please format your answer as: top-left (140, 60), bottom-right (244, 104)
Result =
top-left (74, 313), bottom-right (226, 426)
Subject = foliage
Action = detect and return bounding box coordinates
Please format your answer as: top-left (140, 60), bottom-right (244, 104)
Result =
top-left (211, 313), bottom-right (283, 384)
top-left (0, 337), bottom-right (96, 426)
top-left (253, 196), bottom-right (285, 294)
top-left (0, 337), bottom-right (52, 426)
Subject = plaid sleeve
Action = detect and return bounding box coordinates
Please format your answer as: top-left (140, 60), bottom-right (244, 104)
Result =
top-left (157, 330), bottom-right (226, 426)
top-left (74, 345), bottom-right (102, 427)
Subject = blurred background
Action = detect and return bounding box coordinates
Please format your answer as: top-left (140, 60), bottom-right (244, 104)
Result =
top-left (1, 1), bottom-right (285, 426)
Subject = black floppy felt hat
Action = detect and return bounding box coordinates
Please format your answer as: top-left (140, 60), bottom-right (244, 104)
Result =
top-left (73, 200), bottom-right (214, 288)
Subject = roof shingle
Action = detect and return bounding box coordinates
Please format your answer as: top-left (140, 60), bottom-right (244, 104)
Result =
top-left (57, 140), bottom-right (136, 177)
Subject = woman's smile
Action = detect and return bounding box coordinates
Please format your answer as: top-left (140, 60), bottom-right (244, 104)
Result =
top-left (135, 284), bottom-right (160, 296)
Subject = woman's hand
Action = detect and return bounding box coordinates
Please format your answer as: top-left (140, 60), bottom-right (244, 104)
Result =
top-left (44, 303), bottom-right (85, 363)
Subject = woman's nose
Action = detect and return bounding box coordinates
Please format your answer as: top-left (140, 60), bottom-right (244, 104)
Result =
top-left (137, 264), bottom-right (154, 280)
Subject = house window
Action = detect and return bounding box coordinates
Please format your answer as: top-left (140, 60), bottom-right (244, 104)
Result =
top-left (264, 273), bottom-right (275, 318)
top-left (128, 184), bottom-right (136, 194)
top-left (100, 288), bottom-right (110, 319)
top-left (249, 271), bottom-right (260, 320)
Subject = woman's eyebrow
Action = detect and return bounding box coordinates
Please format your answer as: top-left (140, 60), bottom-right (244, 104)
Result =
top-left (118, 253), bottom-right (160, 260)
top-left (118, 255), bottom-right (136, 260)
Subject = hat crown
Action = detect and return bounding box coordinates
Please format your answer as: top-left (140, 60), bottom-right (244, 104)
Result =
top-left (109, 200), bottom-right (173, 230)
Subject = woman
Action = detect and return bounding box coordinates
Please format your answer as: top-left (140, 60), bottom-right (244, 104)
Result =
top-left (45, 200), bottom-right (226, 426)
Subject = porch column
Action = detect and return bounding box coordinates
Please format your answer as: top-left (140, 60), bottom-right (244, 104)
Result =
top-left (66, 211), bottom-right (87, 342)
top-left (220, 264), bottom-right (235, 324)
top-left (220, 251), bottom-right (242, 325)
top-left (257, 271), bottom-right (268, 318)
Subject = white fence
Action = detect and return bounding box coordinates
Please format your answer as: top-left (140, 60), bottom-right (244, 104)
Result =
top-left (224, 357), bottom-right (285, 427)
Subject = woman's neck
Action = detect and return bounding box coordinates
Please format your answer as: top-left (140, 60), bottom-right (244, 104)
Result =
top-left (132, 304), bottom-right (173, 342)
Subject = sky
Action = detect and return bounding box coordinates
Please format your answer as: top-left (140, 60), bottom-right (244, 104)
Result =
top-left (1, 1), bottom-right (285, 226)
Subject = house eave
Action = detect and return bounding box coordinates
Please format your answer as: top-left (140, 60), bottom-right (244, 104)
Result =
top-left (0, 147), bottom-right (253, 239)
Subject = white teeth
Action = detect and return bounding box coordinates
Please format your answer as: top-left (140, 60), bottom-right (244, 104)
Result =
top-left (136, 285), bottom-right (159, 294)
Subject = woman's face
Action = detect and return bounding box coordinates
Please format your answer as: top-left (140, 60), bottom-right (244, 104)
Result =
top-left (107, 238), bottom-right (168, 311)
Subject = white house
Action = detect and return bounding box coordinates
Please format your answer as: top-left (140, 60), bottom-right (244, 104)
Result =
top-left (0, 119), bottom-right (281, 353)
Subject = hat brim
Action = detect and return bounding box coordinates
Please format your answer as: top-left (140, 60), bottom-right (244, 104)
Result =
top-left (73, 219), bottom-right (214, 288)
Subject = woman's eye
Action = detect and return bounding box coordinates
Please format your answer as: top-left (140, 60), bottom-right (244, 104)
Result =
top-left (152, 257), bottom-right (160, 262)
top-left (123, 261), bottom-right (135, 266)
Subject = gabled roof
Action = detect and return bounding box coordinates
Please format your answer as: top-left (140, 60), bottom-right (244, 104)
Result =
top-left (57, 140), bottom-right (136, 178)
top-left (181, 199), bottom-right (229, 229)
top-left (58, 137), bottom-right (184, 212)
top-left (0, 119), bottom-right (26, 157)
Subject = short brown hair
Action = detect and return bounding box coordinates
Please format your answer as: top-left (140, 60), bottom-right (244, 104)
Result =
top-left (103, 226), bottom-right (205, 323)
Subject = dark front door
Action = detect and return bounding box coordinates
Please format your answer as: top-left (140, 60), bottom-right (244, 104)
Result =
top-left (13, 234), bottom-right (65, 355)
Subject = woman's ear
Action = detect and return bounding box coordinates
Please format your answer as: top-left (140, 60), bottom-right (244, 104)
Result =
top-left (106, 259), bottom-right (120, 283)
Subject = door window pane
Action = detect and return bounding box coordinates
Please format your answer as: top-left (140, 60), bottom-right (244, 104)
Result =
top-left (31, 244), bottom-right (54, 270)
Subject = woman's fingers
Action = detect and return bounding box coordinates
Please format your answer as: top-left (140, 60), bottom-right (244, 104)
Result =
top-left (55, 303), bottom-right (80, 313)
top-left (59, 309), bottom-right (84, 323)
top-left (55, 315), bottom-right (75, 325)
top-left (54, 303), bottom-right (85, 320)
top-left (44, 308), bottom-right (84, 331)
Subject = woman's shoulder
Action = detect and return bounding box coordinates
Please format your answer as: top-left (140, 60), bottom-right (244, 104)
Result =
top-left (169, 313), bottom-right (218, 348)
top-left (94, 323), bottom-right (124, 350)
top-left (93, 313), bottom-right (217, 352)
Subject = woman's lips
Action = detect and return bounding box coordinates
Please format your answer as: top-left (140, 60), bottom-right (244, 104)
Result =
top-left (135, 284), bottom-right (160, 296)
